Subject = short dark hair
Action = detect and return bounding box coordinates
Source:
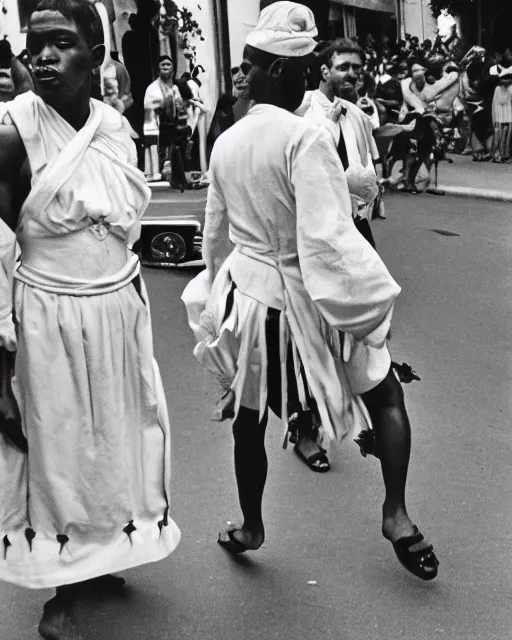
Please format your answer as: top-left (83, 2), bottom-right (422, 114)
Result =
top-left (315, 39), bottom-right (366, 72)
top-left (159, 55), bottom-right (173, 65)
top-left (243, 44), bottom-right (281, 71)
top-left (31, 0), bottom-right (103, 48)
top-left (358, 71), bottom-right (376, 99)
top-left (243, 44), bottom-right (314, 78)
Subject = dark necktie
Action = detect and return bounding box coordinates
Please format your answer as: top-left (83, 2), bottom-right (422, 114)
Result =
top-left (337, 124), bottom-right (349, 171)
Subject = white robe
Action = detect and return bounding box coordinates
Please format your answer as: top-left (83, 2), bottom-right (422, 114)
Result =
top-left (0, 92), bottom-right (180, 589)
top-left (182, 104), bottom-right (401, 445)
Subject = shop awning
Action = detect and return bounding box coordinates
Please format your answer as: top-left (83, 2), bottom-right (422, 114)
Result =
top-left (331, 0), bottom-right (396, 14)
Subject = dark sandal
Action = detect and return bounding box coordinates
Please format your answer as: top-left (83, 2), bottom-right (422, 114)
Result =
top-left (294, 445), bottom-right (331, 473)
top-left (389, 526), bottom-right (439, 580)
top-left (218, 523), bottom-right (263, 554)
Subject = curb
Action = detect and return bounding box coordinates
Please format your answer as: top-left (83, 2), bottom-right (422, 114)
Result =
top-left (149, 182), bottom-right (512, 204)
top-left (426, 185), bottom-right (512, 203)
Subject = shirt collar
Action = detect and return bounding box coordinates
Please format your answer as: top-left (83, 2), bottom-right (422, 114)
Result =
top-left (313, 90), bottom-right (348, 118)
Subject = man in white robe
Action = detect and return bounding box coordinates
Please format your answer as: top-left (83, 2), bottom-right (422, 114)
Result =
top-left (183, 1), bottom-right (438, 581)
top-left (0, 1), bottom-right (180, 638)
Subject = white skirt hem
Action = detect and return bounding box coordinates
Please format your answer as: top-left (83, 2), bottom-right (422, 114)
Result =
top-left (0, 517), bottom-right (181, 589)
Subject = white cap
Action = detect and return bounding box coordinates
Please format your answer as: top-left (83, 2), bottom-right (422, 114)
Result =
top-left (245, 1), bottom-right (318, 58)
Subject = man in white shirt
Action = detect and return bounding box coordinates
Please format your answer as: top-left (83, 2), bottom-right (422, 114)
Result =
top-left (305, 39), bottom-right (382, 236)
top-left (295, 39), bottom-right (384, 471)
top-left (183, 1), bottom-right (438, 582)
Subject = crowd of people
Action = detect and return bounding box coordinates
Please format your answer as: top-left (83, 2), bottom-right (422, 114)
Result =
top-left (352, 31), bottom-right (512, 165)
top-left (204, 31), bottom-right (512, 195)
top-left (2, 6), bottom-right (511, 190)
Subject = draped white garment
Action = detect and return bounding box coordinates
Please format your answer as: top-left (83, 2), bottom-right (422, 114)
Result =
top-left (0, 92), bottom-right (180, 589)
top-left (304, 91), bottom-right (380, 221)
top-left (182, 104), bottom-right (401, 445)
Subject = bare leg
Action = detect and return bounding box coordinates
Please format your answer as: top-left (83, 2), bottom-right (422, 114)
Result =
top-left (502, 124), bottom-right (511, 158)
top-left (227, 405), bottom-right (268, 549)
top-left (361, 368), bottom-right (415, 542)
top-left (492, 125), bottom-right (501, 160)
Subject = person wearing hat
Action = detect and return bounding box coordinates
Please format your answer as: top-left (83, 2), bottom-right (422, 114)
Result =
top-left (182, 1), bottom-right (438, 581)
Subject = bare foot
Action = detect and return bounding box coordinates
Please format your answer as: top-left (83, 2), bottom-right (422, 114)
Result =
top-left (38, 594), bottom-right (82, 640)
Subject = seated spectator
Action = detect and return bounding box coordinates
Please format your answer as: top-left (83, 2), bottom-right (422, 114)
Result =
top-left (375, 61), bottom-right (404, 124)
top-left (356, 71), bottom-right (380, 129)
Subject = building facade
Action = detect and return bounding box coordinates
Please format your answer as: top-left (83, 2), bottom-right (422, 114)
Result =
top-left (1, 1), bottom-right (28, 54)
top-left (399, 0), bottom-right (437, 41)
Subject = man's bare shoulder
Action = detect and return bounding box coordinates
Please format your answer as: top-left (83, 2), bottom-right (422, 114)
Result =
top-left (0, 120), bottom-right (26, 177)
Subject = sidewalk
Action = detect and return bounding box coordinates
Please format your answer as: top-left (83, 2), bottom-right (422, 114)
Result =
top-left (429, 154), bottom-right (512, 202)
top-left (148, 155), bottom-right (512, 204)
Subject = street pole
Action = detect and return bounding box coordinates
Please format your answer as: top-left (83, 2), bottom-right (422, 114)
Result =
top-left (477, 0), bottom-right (482, 45)
top-left (213, 0), bottom-right (231, 95)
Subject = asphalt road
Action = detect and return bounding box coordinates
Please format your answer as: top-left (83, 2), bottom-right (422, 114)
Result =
top-left (1, 193), bottom-right (511, 640)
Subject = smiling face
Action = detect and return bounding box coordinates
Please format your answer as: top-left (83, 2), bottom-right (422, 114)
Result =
top-left (27, 10), bottom-right (101, 102)
top-left (322, 51), bottom-right (362, 101)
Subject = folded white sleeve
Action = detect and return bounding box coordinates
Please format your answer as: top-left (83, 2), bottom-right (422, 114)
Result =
top-left (292, 127), bottom-right (400, 346)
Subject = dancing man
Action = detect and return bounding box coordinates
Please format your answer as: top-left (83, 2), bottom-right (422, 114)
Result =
top-left (0, 1), bottom-right (180, 638)
top-left (183, 1), bottom-right (438, 582)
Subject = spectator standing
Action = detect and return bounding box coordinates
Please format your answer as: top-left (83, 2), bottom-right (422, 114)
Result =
top-left (207, 65), bottom-right (253, 157)
top-left (122, 0), bottom-right (161, 170)
top-left (460, 46), bottom-right (495, 161)
top-left (490, 49), bottom-right (512, 162)
top-left (106, 51), bottom-right (134, 113)
top-left (179, 70), bottom-right (208, 178)
top-left (144, 55), bottom-right (182, 183)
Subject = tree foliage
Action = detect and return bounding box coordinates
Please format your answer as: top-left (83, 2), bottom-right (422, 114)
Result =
top-left (429, 0), bottom-right (467, 19)
top-left (430, 0), bottom-right (512, 50)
